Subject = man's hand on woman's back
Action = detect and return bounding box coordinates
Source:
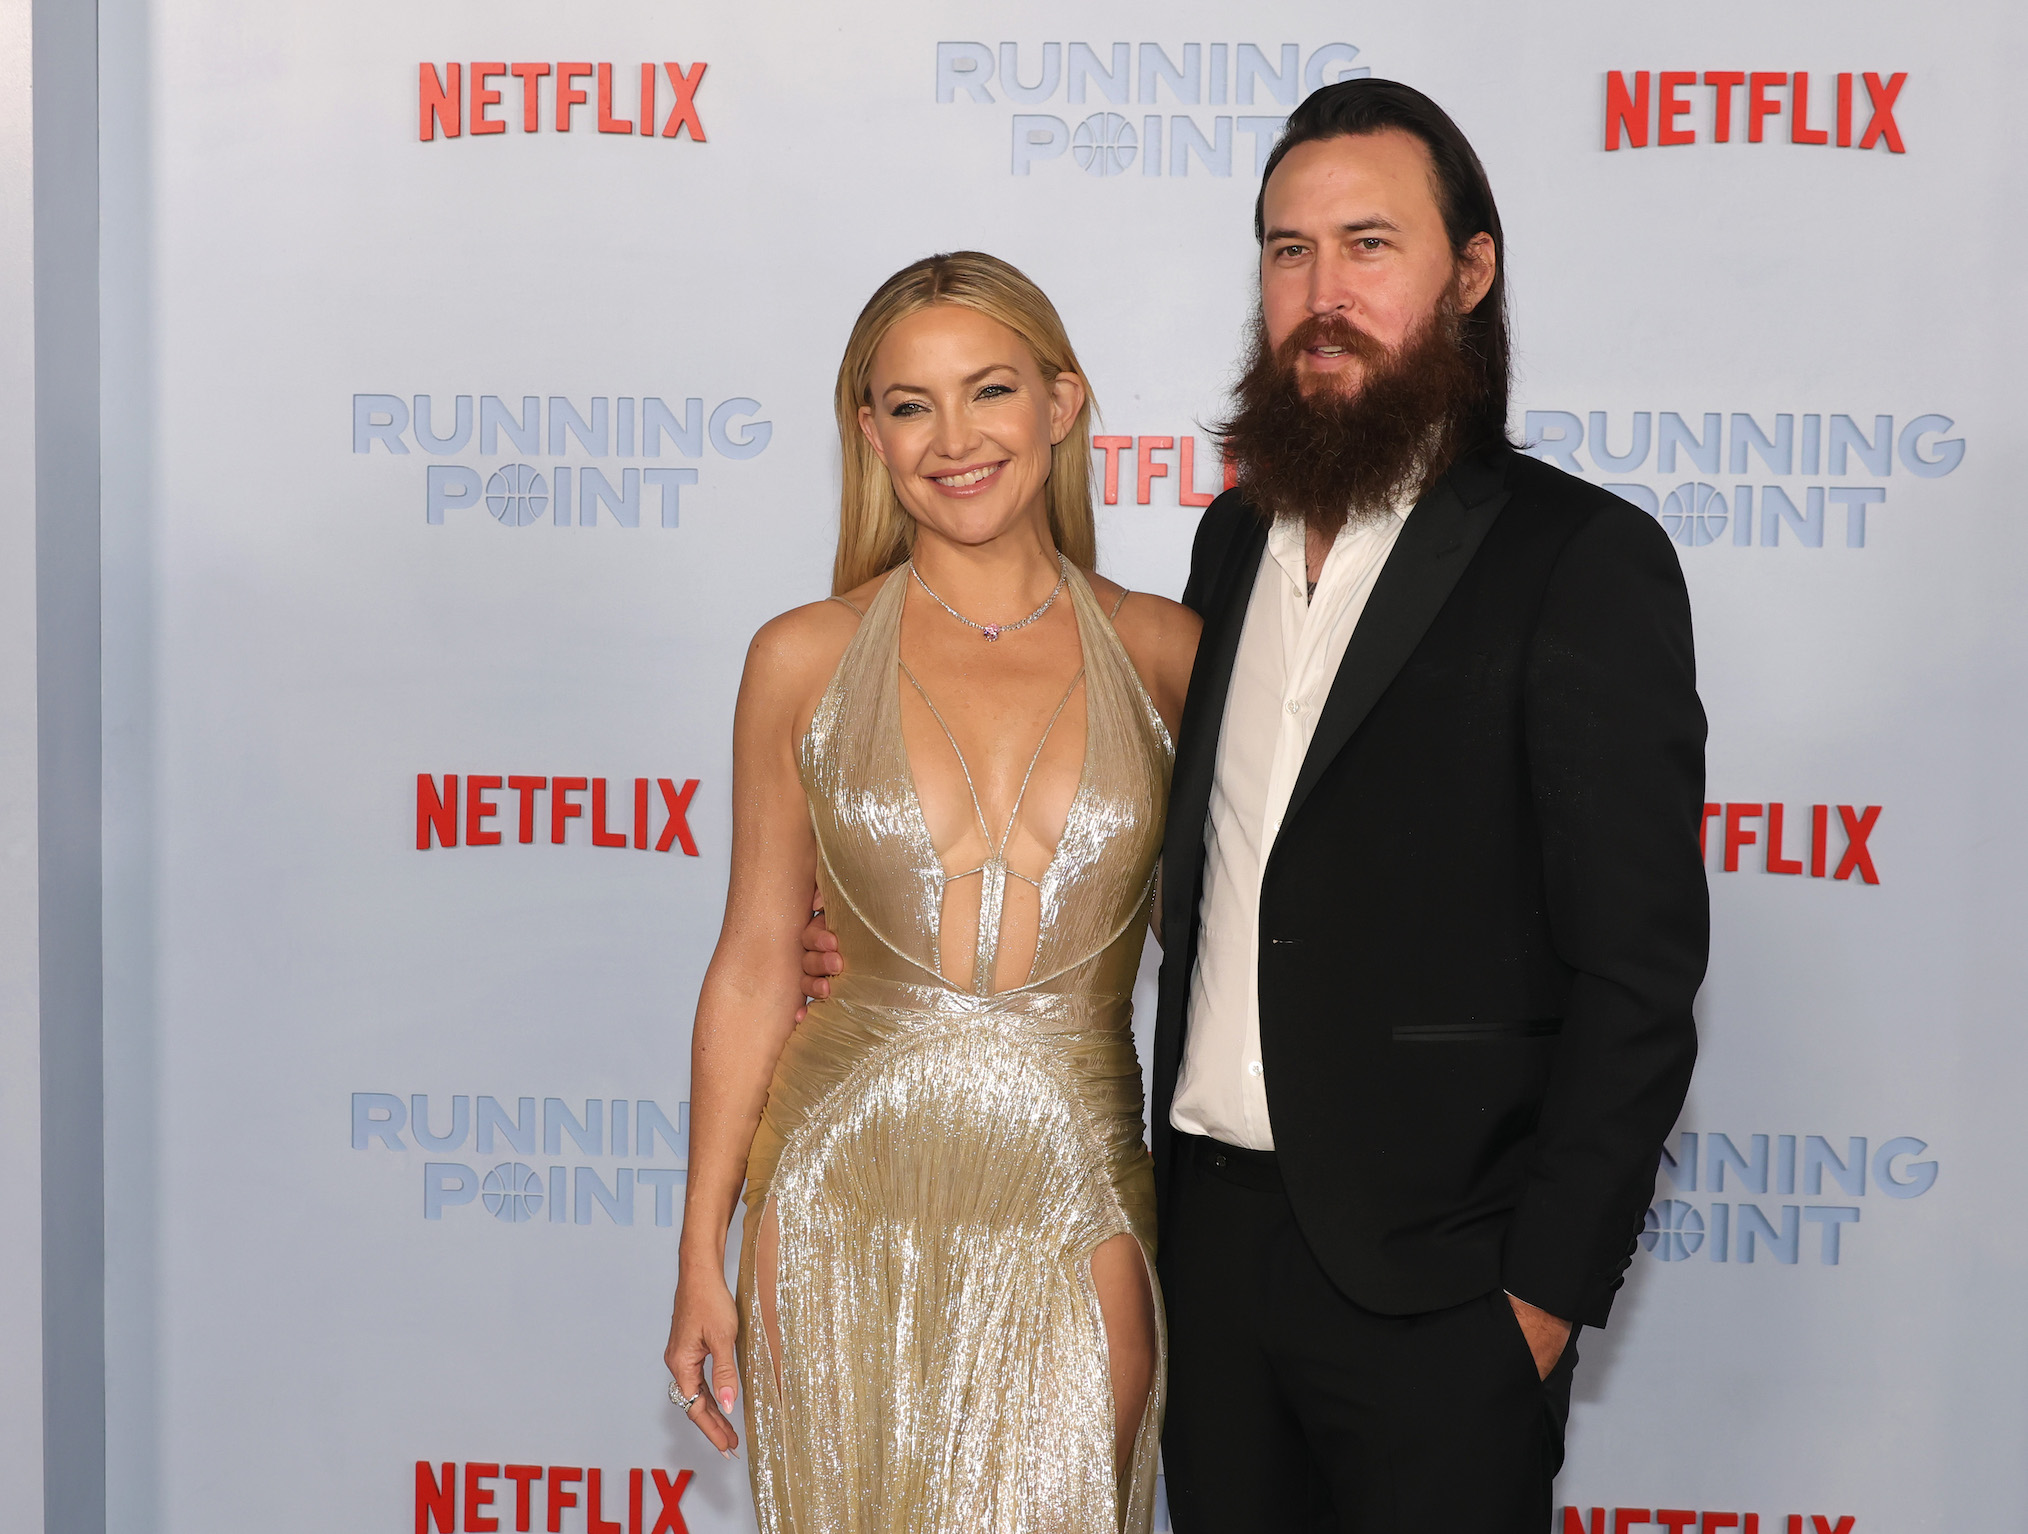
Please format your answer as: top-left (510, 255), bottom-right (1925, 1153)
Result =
top-left (797, 885), bottom-right (841, 1021)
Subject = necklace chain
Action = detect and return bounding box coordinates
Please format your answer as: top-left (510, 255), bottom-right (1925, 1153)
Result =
top-left (909, 555), bottom-right (1068, 642)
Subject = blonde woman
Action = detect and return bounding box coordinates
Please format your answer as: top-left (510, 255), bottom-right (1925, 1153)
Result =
top-left (663, 252), bottom-right (1199, 1531)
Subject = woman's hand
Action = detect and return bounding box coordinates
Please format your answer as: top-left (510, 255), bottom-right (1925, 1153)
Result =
top-left (665, 1268), bottom-right (742, 1457)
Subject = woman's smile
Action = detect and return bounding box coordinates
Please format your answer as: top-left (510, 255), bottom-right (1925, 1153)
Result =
top-left (926, 460), bottom-right (1007, 496)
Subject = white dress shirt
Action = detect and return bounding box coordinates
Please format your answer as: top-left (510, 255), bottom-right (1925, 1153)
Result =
top-left (1170, 501), bottom-right (1411, 1151)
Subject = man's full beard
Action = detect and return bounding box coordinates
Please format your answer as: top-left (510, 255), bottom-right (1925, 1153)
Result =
top-left (1214, 299), bottom-right (1487, 538)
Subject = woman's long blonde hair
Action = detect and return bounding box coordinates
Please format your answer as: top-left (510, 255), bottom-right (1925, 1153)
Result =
top-left (832, 252), bottom-right (1099, 595)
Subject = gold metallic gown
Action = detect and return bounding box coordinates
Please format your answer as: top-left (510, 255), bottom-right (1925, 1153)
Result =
top-left (738, 563), bottom-right (1172, 1534)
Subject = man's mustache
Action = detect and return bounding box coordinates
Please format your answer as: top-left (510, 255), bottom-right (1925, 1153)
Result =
top-left (1276, 312), bottom-right (1389, 372)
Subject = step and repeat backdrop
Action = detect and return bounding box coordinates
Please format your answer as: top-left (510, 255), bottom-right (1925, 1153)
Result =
top-left (96, 2), bottom-right (2026, 1531)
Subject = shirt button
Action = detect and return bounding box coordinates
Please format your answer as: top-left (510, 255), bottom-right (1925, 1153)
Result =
top-left (1285, 699), bottom-right (1302, 715)
top-left (1247, 1061), bottom-right (1264, 1076)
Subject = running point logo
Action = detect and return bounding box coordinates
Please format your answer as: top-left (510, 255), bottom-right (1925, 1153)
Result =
top-left (1641, 1132), bottom-right (1937, 1267)
top-left (417, 1462), bottom-right (696, 1534)
top-left (415, 774), bottom-right (701, 856)
top-left (418, 61), bottom-right (706, 142)
top-left (1519, 410), bottom-right (1963, 549)
top-left (933, 42), bottom-right (1370, 177)
top-left (351, 1094), bottom-right (690, 1227)
top-left (1605, 69), bottom-right (1905, 152)
top-left (1093, 433), bottom-right (1236, 508)
top-left (1561, 1510), bottom-right (1856, 1533)
top-left (350, 393), bottom-right (771, 529)
top-left (1701, 801), bottom-right (1880, 885)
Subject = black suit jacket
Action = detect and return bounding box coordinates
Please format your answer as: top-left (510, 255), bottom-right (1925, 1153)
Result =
top-left (1153, 445), bottom-right (1707, 1329)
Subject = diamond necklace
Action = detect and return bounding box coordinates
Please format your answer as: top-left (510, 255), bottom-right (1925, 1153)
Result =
top-left (909, 554), bottom-right (1069, 642)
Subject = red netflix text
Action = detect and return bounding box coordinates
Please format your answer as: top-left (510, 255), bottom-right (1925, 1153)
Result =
top-left (1091, 434), bottom-right (1237, 508)
top-left (1699, 802), bottom-right (1879, 885)
top-left (416, 775), bottom-right (701, 856)
top-left (417, 1462), bottom-right (693, 1534)
top-left (419, 62), bottom-right (706, 142)
top-left (1604, 71), bottom-right (1905, 153)
top-left (1562, 1512), bottom-right (1855, 1534)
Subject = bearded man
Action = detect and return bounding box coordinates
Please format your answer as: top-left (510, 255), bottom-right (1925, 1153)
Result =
top-left (1148, 80), bottom-right (1707, 1532)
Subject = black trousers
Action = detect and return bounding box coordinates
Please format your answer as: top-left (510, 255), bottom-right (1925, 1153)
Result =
top-left (1159, 1133), bottom-right (1577, 1534)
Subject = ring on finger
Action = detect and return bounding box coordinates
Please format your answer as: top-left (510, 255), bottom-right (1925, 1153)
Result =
top-left (668, 1381), bottom-right (702, 1412)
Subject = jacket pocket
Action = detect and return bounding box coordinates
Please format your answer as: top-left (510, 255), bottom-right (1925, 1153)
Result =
top-left (1390, 1018), bottom-right (1563, 1042)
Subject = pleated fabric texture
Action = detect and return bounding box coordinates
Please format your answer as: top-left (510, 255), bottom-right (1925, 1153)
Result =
top-left (739, 564), bottom-right (1173, 1534)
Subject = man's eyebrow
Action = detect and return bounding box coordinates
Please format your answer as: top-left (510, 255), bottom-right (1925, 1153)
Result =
top-left (1340, 217), bottom-right (1402, 235)
top-left (1265, 217), bottom-right (1403, 242)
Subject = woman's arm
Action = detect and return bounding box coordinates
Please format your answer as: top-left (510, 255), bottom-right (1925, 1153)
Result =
top-left (664, 605), bottom-right (851, 1453)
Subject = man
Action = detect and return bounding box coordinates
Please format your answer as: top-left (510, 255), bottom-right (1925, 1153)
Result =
top-left (1152, 79), bottom-right (1705, 1530)
top-left (805, 78), bottom-right (1705, 1533)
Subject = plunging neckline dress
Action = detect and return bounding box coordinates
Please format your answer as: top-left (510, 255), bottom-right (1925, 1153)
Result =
top-left (736, 563), bottom-right (1173, 1534)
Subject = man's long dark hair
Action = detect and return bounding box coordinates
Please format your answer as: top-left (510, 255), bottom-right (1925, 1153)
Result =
top-left (1254, 79), bottom-right (1511, 449)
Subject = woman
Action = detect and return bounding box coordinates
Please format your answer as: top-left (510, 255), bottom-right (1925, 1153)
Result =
top-left (662, 251), bottom-right (1200, 1533)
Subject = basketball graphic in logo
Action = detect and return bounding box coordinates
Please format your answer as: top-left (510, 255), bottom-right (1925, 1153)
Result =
top-left (1660, 482), bottom-right (1728, 547)
top-left (486, 464), bottom-right (549, 527)
top-left (1641, 1199), bottom-right (1706, 1261)
top-left (1073, 113), bottom-right (1137, 176)
top-left (482, 1162), bottom-right (545, 1222)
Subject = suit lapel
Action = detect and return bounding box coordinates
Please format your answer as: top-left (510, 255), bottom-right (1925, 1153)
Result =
top-left (1161, 511), bottom-right (1269, 947)
top-left (1274, 451), bottom-right (1512, 841)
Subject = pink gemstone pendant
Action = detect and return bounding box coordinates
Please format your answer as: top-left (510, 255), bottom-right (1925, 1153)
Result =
top-left (981, 625), bottom-right (1002, 641)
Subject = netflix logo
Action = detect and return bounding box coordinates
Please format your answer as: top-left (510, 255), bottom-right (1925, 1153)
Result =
top-left (1092, 434), bottom-right (1236, 508)
top-left (1562, 1512), bottom-right (1854, 1534)
top-left (1699, 802), bottom-right (1879, 885)
top-left (1604, 70), bottom-right (1904, 153)
top-left (416, 775), bottom-right (701, 856)
top-left (418, 61), bottom-right (706, 142)
top-left (416, 1462), bottom-right (695, 1534)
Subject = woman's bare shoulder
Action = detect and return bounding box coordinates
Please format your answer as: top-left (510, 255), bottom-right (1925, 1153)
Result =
top-left (1095, 579), bottom-right (1201, 652)
top-left (744, 593), bottom-right (865, 698)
